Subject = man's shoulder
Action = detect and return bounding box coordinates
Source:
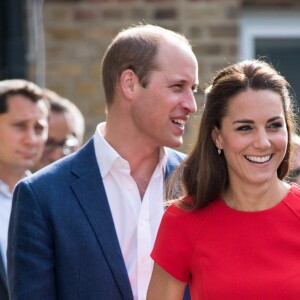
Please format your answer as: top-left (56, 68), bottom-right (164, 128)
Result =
top-left (166, 148), bottom-right (186, 163)
top-left (165, 148), bottom-right (186, 177)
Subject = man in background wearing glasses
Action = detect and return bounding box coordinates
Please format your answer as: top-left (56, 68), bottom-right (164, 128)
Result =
top-left (31, 88), bottom-right (85, 172)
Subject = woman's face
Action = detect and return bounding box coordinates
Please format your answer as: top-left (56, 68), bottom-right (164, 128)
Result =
top-left (213, 88), bottom-right (288, 187)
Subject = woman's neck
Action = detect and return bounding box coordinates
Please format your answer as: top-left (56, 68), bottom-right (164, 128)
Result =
top-left (221, 179), bottom-right (290, 212)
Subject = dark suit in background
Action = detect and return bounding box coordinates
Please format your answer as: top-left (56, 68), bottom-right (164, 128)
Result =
top-left (0, 256), bottom-right (8, 300)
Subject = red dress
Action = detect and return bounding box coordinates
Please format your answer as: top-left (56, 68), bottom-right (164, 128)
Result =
top-left (151, 184), bottom-right (300, 300)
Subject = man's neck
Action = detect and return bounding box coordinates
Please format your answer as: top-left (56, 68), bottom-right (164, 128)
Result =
top-left (102, 120), bottom-right (162, 198)
top-left (0, 167), bottom-right (27, 193)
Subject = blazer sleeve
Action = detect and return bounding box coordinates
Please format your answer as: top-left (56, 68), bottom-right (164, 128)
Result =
top-left (7, 180), bottom-right (57, 300)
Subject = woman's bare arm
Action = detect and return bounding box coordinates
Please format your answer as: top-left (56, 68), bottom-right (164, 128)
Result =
top-left (147, 263), bottom-right (186, 300)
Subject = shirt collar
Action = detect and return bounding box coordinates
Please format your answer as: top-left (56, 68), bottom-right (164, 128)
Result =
top-left (0, 179), bottom-right (10, 196)
top-left (93, 122), bottom-right (168, 178)
top-left (24, 170), bottom-right (32, 177)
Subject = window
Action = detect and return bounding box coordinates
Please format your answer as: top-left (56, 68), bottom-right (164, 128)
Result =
top-left (0, 0), bottom-right (26, 79)
top-left (240, 10), bottom-right (300, 121)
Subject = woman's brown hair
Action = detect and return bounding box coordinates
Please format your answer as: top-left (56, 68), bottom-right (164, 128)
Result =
top-left (167, 59), bottom-right (296, 210)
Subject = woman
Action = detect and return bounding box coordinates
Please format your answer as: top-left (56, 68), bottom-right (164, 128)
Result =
top-left (147, 60), bottom-right (300, 299)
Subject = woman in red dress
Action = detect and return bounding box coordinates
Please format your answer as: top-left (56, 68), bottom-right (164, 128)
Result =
top-left (147, 59), bottom-right (300, 300)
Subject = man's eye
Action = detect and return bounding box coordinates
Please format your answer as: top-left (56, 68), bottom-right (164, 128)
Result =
top-left (35, 125), bottom-right (45, 134)
top-left (172, 84), bottom-right (183, 90)
top-left (14, 123), bottom-right (26, 129)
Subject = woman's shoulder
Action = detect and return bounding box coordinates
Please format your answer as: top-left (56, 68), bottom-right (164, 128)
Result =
top-left (165, 195), bottom-right (222, 221)
top-left (165, 196), bottom-right (195, 215)
top-left (288, 183), bottom-right (300, 197)
top-left (281, 183), bottom-right (300, 218)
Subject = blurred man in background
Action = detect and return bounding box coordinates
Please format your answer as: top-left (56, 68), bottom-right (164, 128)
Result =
top-left (0, 79), bottom-right (48, 300)
top-left (32, 88), bottom-right (85, 172)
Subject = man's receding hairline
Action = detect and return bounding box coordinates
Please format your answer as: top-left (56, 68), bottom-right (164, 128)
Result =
top-left (117, 24), bottom-right (191, 46)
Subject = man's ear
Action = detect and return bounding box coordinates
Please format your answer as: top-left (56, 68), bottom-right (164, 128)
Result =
top-left (119, 69), bottom-right (137, 99)
top-left (212, 127), bottom-right (222, 149)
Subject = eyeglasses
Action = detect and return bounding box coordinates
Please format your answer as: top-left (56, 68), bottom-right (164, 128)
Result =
top-left (45, 134), bottom-right (79, 156)
top-left (292, 168), bottom-right (300, 177)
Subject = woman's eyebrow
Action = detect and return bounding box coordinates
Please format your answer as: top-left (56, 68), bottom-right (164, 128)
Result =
top-left (232, 119), bottom-right (254, 125)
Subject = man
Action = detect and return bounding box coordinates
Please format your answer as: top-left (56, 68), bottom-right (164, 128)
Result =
top-left (32, 89), bottom-right (85, 172)
top-left (0, 79), bottom-right (48, 300)
top-left (8, 24), bottom-right (198, 299)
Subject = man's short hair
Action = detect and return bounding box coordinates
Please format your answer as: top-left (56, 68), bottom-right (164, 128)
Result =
top-left (101, 23), bottom-right (192, 108)
top-left (0, 79), bottom-right (48, 114)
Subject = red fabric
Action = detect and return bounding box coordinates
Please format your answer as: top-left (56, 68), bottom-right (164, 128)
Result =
top-left (151, 184), bottom-right (300, 300)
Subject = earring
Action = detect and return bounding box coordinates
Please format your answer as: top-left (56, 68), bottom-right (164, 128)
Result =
top-left (218, 149), bottom-right (222, 155)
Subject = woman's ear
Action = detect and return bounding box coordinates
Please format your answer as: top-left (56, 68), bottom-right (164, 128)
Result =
top-left (119, 69), bottom-right (137, 99)
top-left (212, 127), bottom-right (222, 149)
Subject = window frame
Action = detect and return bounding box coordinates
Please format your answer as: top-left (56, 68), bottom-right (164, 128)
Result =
top-left (239, 10), bottom-right (300, 60)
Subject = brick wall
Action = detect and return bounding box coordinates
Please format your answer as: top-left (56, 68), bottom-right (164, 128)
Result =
top-left (28, 0), bottom-right (254, 152)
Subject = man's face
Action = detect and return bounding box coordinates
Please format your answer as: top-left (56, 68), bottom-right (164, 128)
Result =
top-left (0, 94), bottom-right (48, 173)
top-left (36, 111), bottom-right (78, 170)
top-left (131, 41), bottom-right (198, 149)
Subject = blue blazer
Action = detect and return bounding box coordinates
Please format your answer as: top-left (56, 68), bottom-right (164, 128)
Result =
top-left (8, 137), bottom-right (189, 300)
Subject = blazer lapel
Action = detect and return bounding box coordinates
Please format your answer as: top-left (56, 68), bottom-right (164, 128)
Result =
top-left (70, 139), bottom-right (133, 300)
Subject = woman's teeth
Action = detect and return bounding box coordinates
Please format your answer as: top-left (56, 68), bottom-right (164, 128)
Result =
top-left (246, 155), bottom-right (271, 163)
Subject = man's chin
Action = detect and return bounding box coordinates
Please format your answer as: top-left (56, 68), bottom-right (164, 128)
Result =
top-left (167, 138), bottom-right (183, 149)
top-left (26, 160), bottom-right (44, 172)
top-left (18, 162), bottom-right (34, 173)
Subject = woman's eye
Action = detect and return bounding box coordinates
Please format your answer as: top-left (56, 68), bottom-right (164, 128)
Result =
top-left (269, 122), bottom-right (283, 129)
top-left (236, 125), bottom-right (251, 131)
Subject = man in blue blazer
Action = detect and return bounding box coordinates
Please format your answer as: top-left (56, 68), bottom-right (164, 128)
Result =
top-left (8, 24), bottom-right (198, 299)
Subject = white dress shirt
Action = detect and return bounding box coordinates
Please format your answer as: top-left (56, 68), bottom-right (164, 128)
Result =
top-left (94, 123), bottom-right (167, 300)
top-left (0, 170), bottom-right (31, 273)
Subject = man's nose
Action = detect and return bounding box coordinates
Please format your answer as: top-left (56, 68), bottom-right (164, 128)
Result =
top-left (182, 89), bottom-right (197, 114)
top-left (24, 128), bottom-right (39, 144)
